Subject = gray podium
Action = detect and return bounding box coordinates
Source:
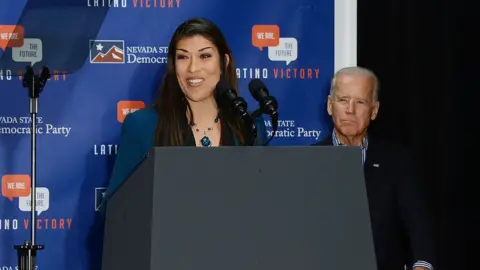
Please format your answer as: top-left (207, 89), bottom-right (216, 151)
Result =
top-left (101, 146), bottom-right (377, 270)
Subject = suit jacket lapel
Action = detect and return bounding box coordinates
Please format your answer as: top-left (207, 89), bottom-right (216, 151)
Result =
top-left (313, 134), bottom-right (333, 146)
top-left (363, 135), bottom-right (382, 177)
top-left (315, 132), bottom-right (380, 176)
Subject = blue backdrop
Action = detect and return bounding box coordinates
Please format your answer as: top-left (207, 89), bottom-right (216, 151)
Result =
top-left (0, 0), bottom-right (348, 269)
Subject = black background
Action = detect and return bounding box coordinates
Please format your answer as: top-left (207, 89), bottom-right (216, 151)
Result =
top-left (357, 0), bottom-right (473, 269)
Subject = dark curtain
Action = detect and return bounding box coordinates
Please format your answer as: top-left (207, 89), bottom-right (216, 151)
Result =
top-left (357, 0), bottom-right (472, 269)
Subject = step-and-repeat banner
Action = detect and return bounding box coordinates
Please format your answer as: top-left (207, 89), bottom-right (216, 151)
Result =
top-left (0, 0), bottom-right (355, 269)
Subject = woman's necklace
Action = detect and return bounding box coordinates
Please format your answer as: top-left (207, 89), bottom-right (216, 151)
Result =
top-left (190, 115), bottom-right (220, 147)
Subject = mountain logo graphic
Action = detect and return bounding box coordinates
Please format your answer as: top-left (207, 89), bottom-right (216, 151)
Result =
top-left (89, 40), bottom-right (125, 64)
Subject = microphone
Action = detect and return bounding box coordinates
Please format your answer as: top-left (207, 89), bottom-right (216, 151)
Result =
top-left (215, 79), bottom-right (257, 146)
top-left (215, 78), bottom-right (249, 119)
top-left (248, 79), bottom-right (278, 117)
top-left (248, 79), bottom-right (279, 146)
top-left (22, 65), bottom-right (51, 99)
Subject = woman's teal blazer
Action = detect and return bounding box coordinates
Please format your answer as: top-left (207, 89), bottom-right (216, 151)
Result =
top-left (100, 107), bottom-right (268, 212)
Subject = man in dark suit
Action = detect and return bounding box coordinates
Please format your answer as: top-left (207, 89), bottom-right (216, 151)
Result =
top-left (313, 66), bottom-right (435, 270)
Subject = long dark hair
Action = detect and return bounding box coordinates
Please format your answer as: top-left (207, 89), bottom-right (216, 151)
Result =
top-left (152, 18), bottom-right (246, 146)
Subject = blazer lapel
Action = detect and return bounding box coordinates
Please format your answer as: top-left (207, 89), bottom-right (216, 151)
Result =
top-left (233, 135), bottom-right (239, 146)
top-left (363, 136), bottom-right (382, 179)
top-left (312, 134), bottom-right (333, 146)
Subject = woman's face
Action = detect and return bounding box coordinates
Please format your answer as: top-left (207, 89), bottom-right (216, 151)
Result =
top-left (175, 35), bottom-right (228, 103)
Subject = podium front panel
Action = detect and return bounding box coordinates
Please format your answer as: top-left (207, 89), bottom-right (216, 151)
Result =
top-left (148, 146), bottom-right (376, 270)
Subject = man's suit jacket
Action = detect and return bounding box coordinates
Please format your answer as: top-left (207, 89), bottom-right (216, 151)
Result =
top-left (313, 133), bottom-right (435, 270)
top-left (99, 107), bottom-right (268, 213)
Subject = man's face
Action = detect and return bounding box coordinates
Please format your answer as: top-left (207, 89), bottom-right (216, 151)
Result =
top-left (327, 73), bottom-right (379, 138)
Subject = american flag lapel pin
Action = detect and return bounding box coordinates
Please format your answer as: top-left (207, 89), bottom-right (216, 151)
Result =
top-left (373, 163), bottom-right (380, 167)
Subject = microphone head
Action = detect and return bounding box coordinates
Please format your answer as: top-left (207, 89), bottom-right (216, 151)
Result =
top-left (248, 79), bottom-right (268, 100)
top-left (215, 78), bottom-right (238, 103)
top-left (40, 66), bottom-right (51, 79)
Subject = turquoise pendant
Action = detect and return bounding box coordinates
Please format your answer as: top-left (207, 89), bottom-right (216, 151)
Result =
top-left (200, 136), bottom-right (212, 147)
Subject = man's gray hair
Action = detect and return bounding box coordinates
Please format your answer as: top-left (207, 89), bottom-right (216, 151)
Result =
top-left (329, 66), bottom-right (380, 101)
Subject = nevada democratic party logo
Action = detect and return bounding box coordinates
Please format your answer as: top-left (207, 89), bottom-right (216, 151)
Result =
top-left (0, 175), bottom-right (72, 231)
top-left (0, 24), bottom-right (67, 81)
top-left (89, 40), bottom-right (168, 64)
top-left (0, 115), bottom-right (72, 137)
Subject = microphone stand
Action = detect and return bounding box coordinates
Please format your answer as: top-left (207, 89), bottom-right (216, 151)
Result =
top-left (220, 94), bottom-right (257, 146)
top-left (265, 112), bottom-right (278, 146)
top-left (253, 98), bottom-right (278, 146)
top-left (14, 65), bottom-right (50, 270)
top-left (242, 113), bottom-right (257, 146)
top-left (233, 97), bottom-right (257, 146)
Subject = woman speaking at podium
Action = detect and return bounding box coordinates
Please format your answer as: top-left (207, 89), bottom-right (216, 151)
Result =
top-left (100, 18), bottom-right (268, 211)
